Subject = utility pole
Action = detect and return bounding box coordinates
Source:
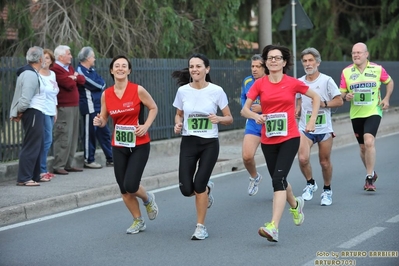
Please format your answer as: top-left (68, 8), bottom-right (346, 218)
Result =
top-left (258, 0), bottom-right (272, 53)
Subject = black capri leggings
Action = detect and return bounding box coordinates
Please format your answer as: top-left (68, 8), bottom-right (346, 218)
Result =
top-left (261, 137), bottom-right (300, 192)
top-left (178, 136), bottom-right (219, 196)
top-left (112, 143), bottom-right (150, 194)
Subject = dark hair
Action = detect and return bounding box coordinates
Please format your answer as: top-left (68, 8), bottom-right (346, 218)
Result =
top-left (261, 44), bottom-right (293, 74)
top-left (109, 55), bottom-right (132, 80)
top-left (171, 53), bottom-right (212, 86)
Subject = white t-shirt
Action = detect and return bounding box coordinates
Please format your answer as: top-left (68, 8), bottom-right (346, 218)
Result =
top-left (39, 71), bottom-right (59, 116)
top-left (173, 83), bottom-right (229, 138)
top-left (298, 73), bottom-right (341, 134)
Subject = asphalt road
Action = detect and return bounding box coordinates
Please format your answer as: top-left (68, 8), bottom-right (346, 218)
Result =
top-left (1, 134), bottom-right (398, 266)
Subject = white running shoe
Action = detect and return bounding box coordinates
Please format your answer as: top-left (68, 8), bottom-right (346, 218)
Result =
top-left (126, 218), bottom-right (146, 234)
top-left (302, 182), bottom-right (318, 201)
top-left (207, 181), bottom-right (214, 209)
top-left (144, 192), bottom-right (158, 220)
top-left (248, 173), bottom-right (263, 196)
top-left (191, 223), bottom-right (209, 240)
top-left (320, 190), bottom-right (333, 206)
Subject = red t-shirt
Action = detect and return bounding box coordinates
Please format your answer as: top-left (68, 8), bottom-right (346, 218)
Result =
top-left (105, 82), bottom-right (150, 147)
top-left (247, 74), bottom-right (309, 144)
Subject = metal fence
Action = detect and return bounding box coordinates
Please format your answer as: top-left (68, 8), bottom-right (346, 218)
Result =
top-left (1, 58), bottom-right (398, 162)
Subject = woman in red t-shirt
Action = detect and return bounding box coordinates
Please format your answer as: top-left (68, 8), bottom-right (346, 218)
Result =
top-left (241, 45), bottom-right (320, 243)
top-left (93, 55), bottom-right (159, 234)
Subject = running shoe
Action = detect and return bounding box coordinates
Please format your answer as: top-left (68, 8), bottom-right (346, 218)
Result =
top-left (258, 221), bottom-right (278, 242)
top-left (126, 218), bottom-right (146, 234)
top-left (364, 176), bottom-right (376, 191)
top-left (302, 182), bottom-right (318, 201)
top-left (248, 173), bottom-right (263, 196)
top-left (289, 197), bottom-right (305, 226)
top-left (320, 190), bottom-right (333, 206)
top-left (207, 180), bottom-right (214, 209)
top-left (191, 223), bottom-right (209, 240)
top-left (144, 192), bottom-right (158, 220)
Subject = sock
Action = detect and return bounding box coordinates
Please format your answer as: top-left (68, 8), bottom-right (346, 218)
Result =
top-left (323, 185), bottom-right (331, 191)
top-left (143, 193), bottom-right (151, 205)
top-left (307, 179), bottom-right (315, 185)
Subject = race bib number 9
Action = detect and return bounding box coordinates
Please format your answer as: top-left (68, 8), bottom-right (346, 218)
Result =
top-left (353, 88), bottom-right (372, 105)
top-left (306, 110), bottom-right (327, 128)
top-left (265, 112), bottom-right (287, 137)
top-left (114, 124), bottom-right (136, 147)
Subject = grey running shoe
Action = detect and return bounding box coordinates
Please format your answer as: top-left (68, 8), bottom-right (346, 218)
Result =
top-left (248, 173), bottom-right (263, 196)
top-left (320, 190), bottom-right (333, 206)
top-left (207, 181), bottom-right (214, 209)
top-left (191, 223), bottom-right (209, 240)
top-left (144, 192), bottom-right (158, 220)
top-left (289, 197), bottom-right (305, 226)
top-left (126, 218), bottom-right (146, 234)
top-left (302, 182), bottom-right (318, 201)
top-left (258, 221), bottom-right (278, 242)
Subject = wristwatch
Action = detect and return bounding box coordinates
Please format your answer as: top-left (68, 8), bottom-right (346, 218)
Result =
top-left (324, 100), bottom-right (328, 108)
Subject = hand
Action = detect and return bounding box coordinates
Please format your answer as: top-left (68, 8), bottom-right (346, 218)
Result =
top-left (345, 93), bottom-right (354, 101)
top-left (135, 124), bottom-right (148, 137)
top-left (295, 107), bottom-right (301, 119)
top-left (93, 113), bottom-right (102, 127)
top-left (174, 122), bottom-right (182, 134)
top-left (255, 114), bottom-right (265, 124)
top-left (379, 99), bottom-right (390, 110)
top-left (251, 104), bottom-right (262, 113)
top-left (305, 122), bottom-right (315, 133)
top-left (208, 113), bottom-right (219, 124)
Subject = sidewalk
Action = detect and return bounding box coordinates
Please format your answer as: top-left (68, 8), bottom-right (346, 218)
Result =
top-left (0, 108), bottom-right (398, 226)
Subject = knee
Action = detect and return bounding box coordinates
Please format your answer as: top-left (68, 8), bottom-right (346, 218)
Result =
top-left (319, 159), bottom-right (330, 170)
top-left (298, 154), bottom-right (309, 166)
top-left (179, 185), bottom-right (193, 197)
top-left (363, 138), bottom-right (374, 149)
top-left (272, 175), bottom-right (287, 191)
top-left (124, 183), bottom-right (139, 194)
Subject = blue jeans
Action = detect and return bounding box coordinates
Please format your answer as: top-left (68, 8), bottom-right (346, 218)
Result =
top-left (40, 115), bottom-right (54, 173)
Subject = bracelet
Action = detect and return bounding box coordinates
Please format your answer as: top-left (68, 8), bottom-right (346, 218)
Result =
top-left (324, 100), bottom-right (328, 108)
top-left (343, 94), bottom-right (347, 101)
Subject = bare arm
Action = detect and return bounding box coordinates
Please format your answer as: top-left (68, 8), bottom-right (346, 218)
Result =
top-left (304, 89), bottom-right (320, 132)
top-left (174, 109), bottom-right (184, 134)
top-left (208, 105), bottom-right (233, 125)
top-left (136, 85), bottom-right (158, 137)
top-left (380, 79), bottom-right (394, 110)
top-left (93, 92), bottom-right (109, 128)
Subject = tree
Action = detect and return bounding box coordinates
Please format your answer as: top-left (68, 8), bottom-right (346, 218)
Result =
top-left (0, 0), bottom-right (243, 59)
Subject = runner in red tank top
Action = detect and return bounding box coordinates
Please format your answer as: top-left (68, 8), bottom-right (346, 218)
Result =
top-left (93, 55), bottom-right (159, 234)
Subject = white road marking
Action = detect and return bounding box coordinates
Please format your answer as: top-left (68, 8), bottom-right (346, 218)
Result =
top-left (338, 227), bottom-right (386, 249)
top-left (386, 214), bottom-right (399, 223)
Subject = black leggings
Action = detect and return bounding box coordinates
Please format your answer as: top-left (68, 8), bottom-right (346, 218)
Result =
top-left (261, 137), bottom-right (300, 192)
top-left (178, 136), bottom-right (219, 196)
top-left (112, 143), bottom-right (150, 194)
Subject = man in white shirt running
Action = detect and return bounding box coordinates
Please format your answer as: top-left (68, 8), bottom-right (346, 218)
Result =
top-left (296, 47), bottom-right (343, 206)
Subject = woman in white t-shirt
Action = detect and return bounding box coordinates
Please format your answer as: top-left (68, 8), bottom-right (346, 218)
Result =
top-left (39, 49), bottom-right (59, 179)
top-left (172, 53), bottom-right (233, 240)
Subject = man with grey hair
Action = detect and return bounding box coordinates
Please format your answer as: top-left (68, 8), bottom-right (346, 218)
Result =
top-left (240, 54), bottom-right (266, 196)
top-left (296, 47), bottom-right (343, 206)
top-left (77, 46), bottom-right (113, 169)
top-left (51, 45), bottom-right (86, 175)
top-left (10, 46), bottom-right (50, 186)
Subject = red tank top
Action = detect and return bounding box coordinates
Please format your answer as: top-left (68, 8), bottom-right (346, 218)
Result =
top-left (105, 82), bottom-right (150, 147)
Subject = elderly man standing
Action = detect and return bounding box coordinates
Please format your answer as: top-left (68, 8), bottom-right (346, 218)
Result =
top-left (77, 46), bottom-right (113, 169)
top-left (10, 46), bottom-right (50, 186)
top-left (51, 45), bottom-right (86, 175)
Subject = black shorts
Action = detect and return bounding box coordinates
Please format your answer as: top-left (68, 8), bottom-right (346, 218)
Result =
top-left (351, 115), bottom-right (381, 144)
